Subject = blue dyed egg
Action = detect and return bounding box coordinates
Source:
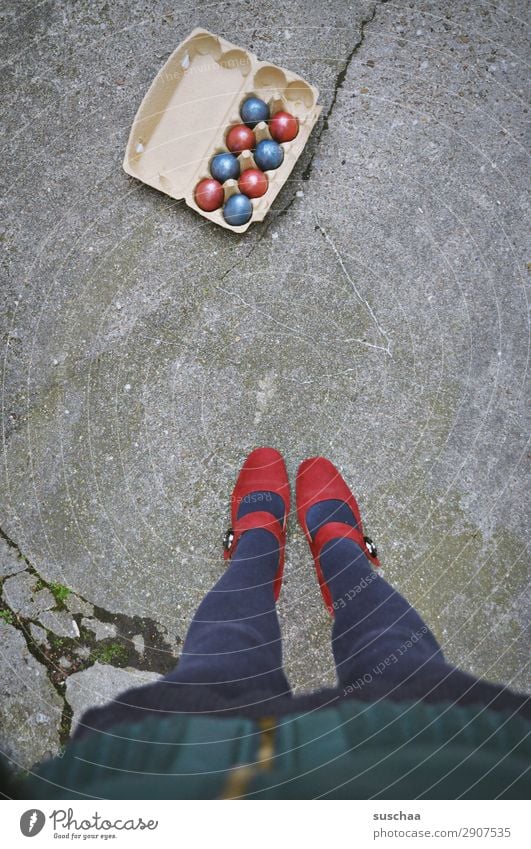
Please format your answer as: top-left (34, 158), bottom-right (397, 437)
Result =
top-left (210, 152), bottom-right (240, 182)
top-left (240, 96), bottom-right (270, 128)
top-left (254, 139), bottom-right (284, 171)
top-left (223, 193), bottom-right (253, 227)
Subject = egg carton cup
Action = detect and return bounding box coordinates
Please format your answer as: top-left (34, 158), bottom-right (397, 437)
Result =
top-left (123, 28), bottom-right (322, 233)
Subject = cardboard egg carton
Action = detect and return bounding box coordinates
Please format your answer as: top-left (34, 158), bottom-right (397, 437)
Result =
top-left (123, 28), bottom-right (322, 233)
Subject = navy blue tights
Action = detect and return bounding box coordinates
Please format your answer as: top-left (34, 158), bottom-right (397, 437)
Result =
top-left (166, 529), bottom-right (291, 702)
top-left (322, 537), bottom-right (443, 689)
top-left (165, 525), bottom-right (443, 699)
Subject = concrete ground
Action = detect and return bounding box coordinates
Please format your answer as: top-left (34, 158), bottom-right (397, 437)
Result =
top-left (1, 0), bottom-right (529, 772)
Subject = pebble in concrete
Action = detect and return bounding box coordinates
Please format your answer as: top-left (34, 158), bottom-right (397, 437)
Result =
top-left (0, 620), bottom-right (63, 769)
top-left (38, 610), bottom-right (80, 639)
top-left (0, 538), bottom-right (27, 578)
top-left (2, 572), bottom-right (55, 619)
top-left (81, 618), bottom-right (117, 640)
top-left (74, 645), bottom-right (91, 660)
top-left (65, 662), bottom-right (160, 732)
top-left (65, 593), bottom-right (94, 617)
top-left (28, 622), bottom-right (50, 648)
top-left (132, 634), bottom-right (145, 657)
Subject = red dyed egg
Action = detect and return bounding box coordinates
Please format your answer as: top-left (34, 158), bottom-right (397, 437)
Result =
top-left (194, 178), bottom-right (224, 212)
top-left (226, 124), bottom-right (256, 153)
top-left (270, 111), bottom-right (299, 143)
top-left (238, 168), bottom-right (268, 198)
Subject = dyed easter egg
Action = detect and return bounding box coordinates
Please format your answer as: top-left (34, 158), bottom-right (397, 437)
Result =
top-left (194, 178), bottom-right (224, 211)
top-left (270, 110), bottom-right (299, 143)
top-left (210, 152), bottom-right (240, 182)
top-left (238, 168), bottom-right (268, 198)
top-left (240, 96), bottom-right (270, 128)
top-left (223, 193), bottom-right (253, 226)
top-left (253, 139), bottom-right (284, 171)
top-left (226, 124), bottom-right (256, 154)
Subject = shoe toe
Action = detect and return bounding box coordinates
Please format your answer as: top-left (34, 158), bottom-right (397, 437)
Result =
top-left (244, 446), bottom-right (284, 472)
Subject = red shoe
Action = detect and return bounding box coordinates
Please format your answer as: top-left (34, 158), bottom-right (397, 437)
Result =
top-left (223, 447), bottom-right (290, 601)
top-left (296, 457), bottom-right (380, 615)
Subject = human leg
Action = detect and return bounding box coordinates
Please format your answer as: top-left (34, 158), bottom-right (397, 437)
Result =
top-left (165, 448), bottom-right (292, 701)
top-left (165, 527), bottom-right (291, 697)
top-left (319, 537), bottom-right (443, 688)
top-left (296, 457), bottom-right (443, 691)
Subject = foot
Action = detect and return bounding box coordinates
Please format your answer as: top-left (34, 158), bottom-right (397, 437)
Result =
top-left (305, 499), bottom-right (359, 541)
top-left (296, 457), bottom-right (380, 614)
top-left (236, 490), bottom-right (286, 527)
top-left (223, 448), bottom-right (290, 601)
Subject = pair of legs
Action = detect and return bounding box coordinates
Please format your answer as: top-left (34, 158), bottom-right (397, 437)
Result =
top-left (164, 525), bottom-right (443, 701)
top-left (72, 453), bottom-right (529, 740)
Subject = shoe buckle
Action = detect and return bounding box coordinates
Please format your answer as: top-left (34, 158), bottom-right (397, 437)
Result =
top-left (364, 535), bottom-right (378, 558)
top-left (223, 527), bottom-right (235, 552)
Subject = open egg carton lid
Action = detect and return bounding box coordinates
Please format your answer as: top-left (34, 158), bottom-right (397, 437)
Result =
top-left (123, 27), bottom-right (322, 233)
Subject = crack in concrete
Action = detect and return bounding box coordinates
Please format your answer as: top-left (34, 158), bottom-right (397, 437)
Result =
top-left (0, 527), bottom-right (78, 742)
top-left (217, 215), bottom-right (276, 284)
top-left (301, 2), bottom-right (381, 183)
top-left (0, 525), bottom-right (26, 558)
top-left (0, 524), bottom-right (176, 744)
top-left (217, 7), bottom-right (383, 264)
top-left (314, 215), bottom-right (393, 357)
top-left (244, 2), bottom-right (383, 234)
top-left (0, 576), bottom-right (72, 744)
